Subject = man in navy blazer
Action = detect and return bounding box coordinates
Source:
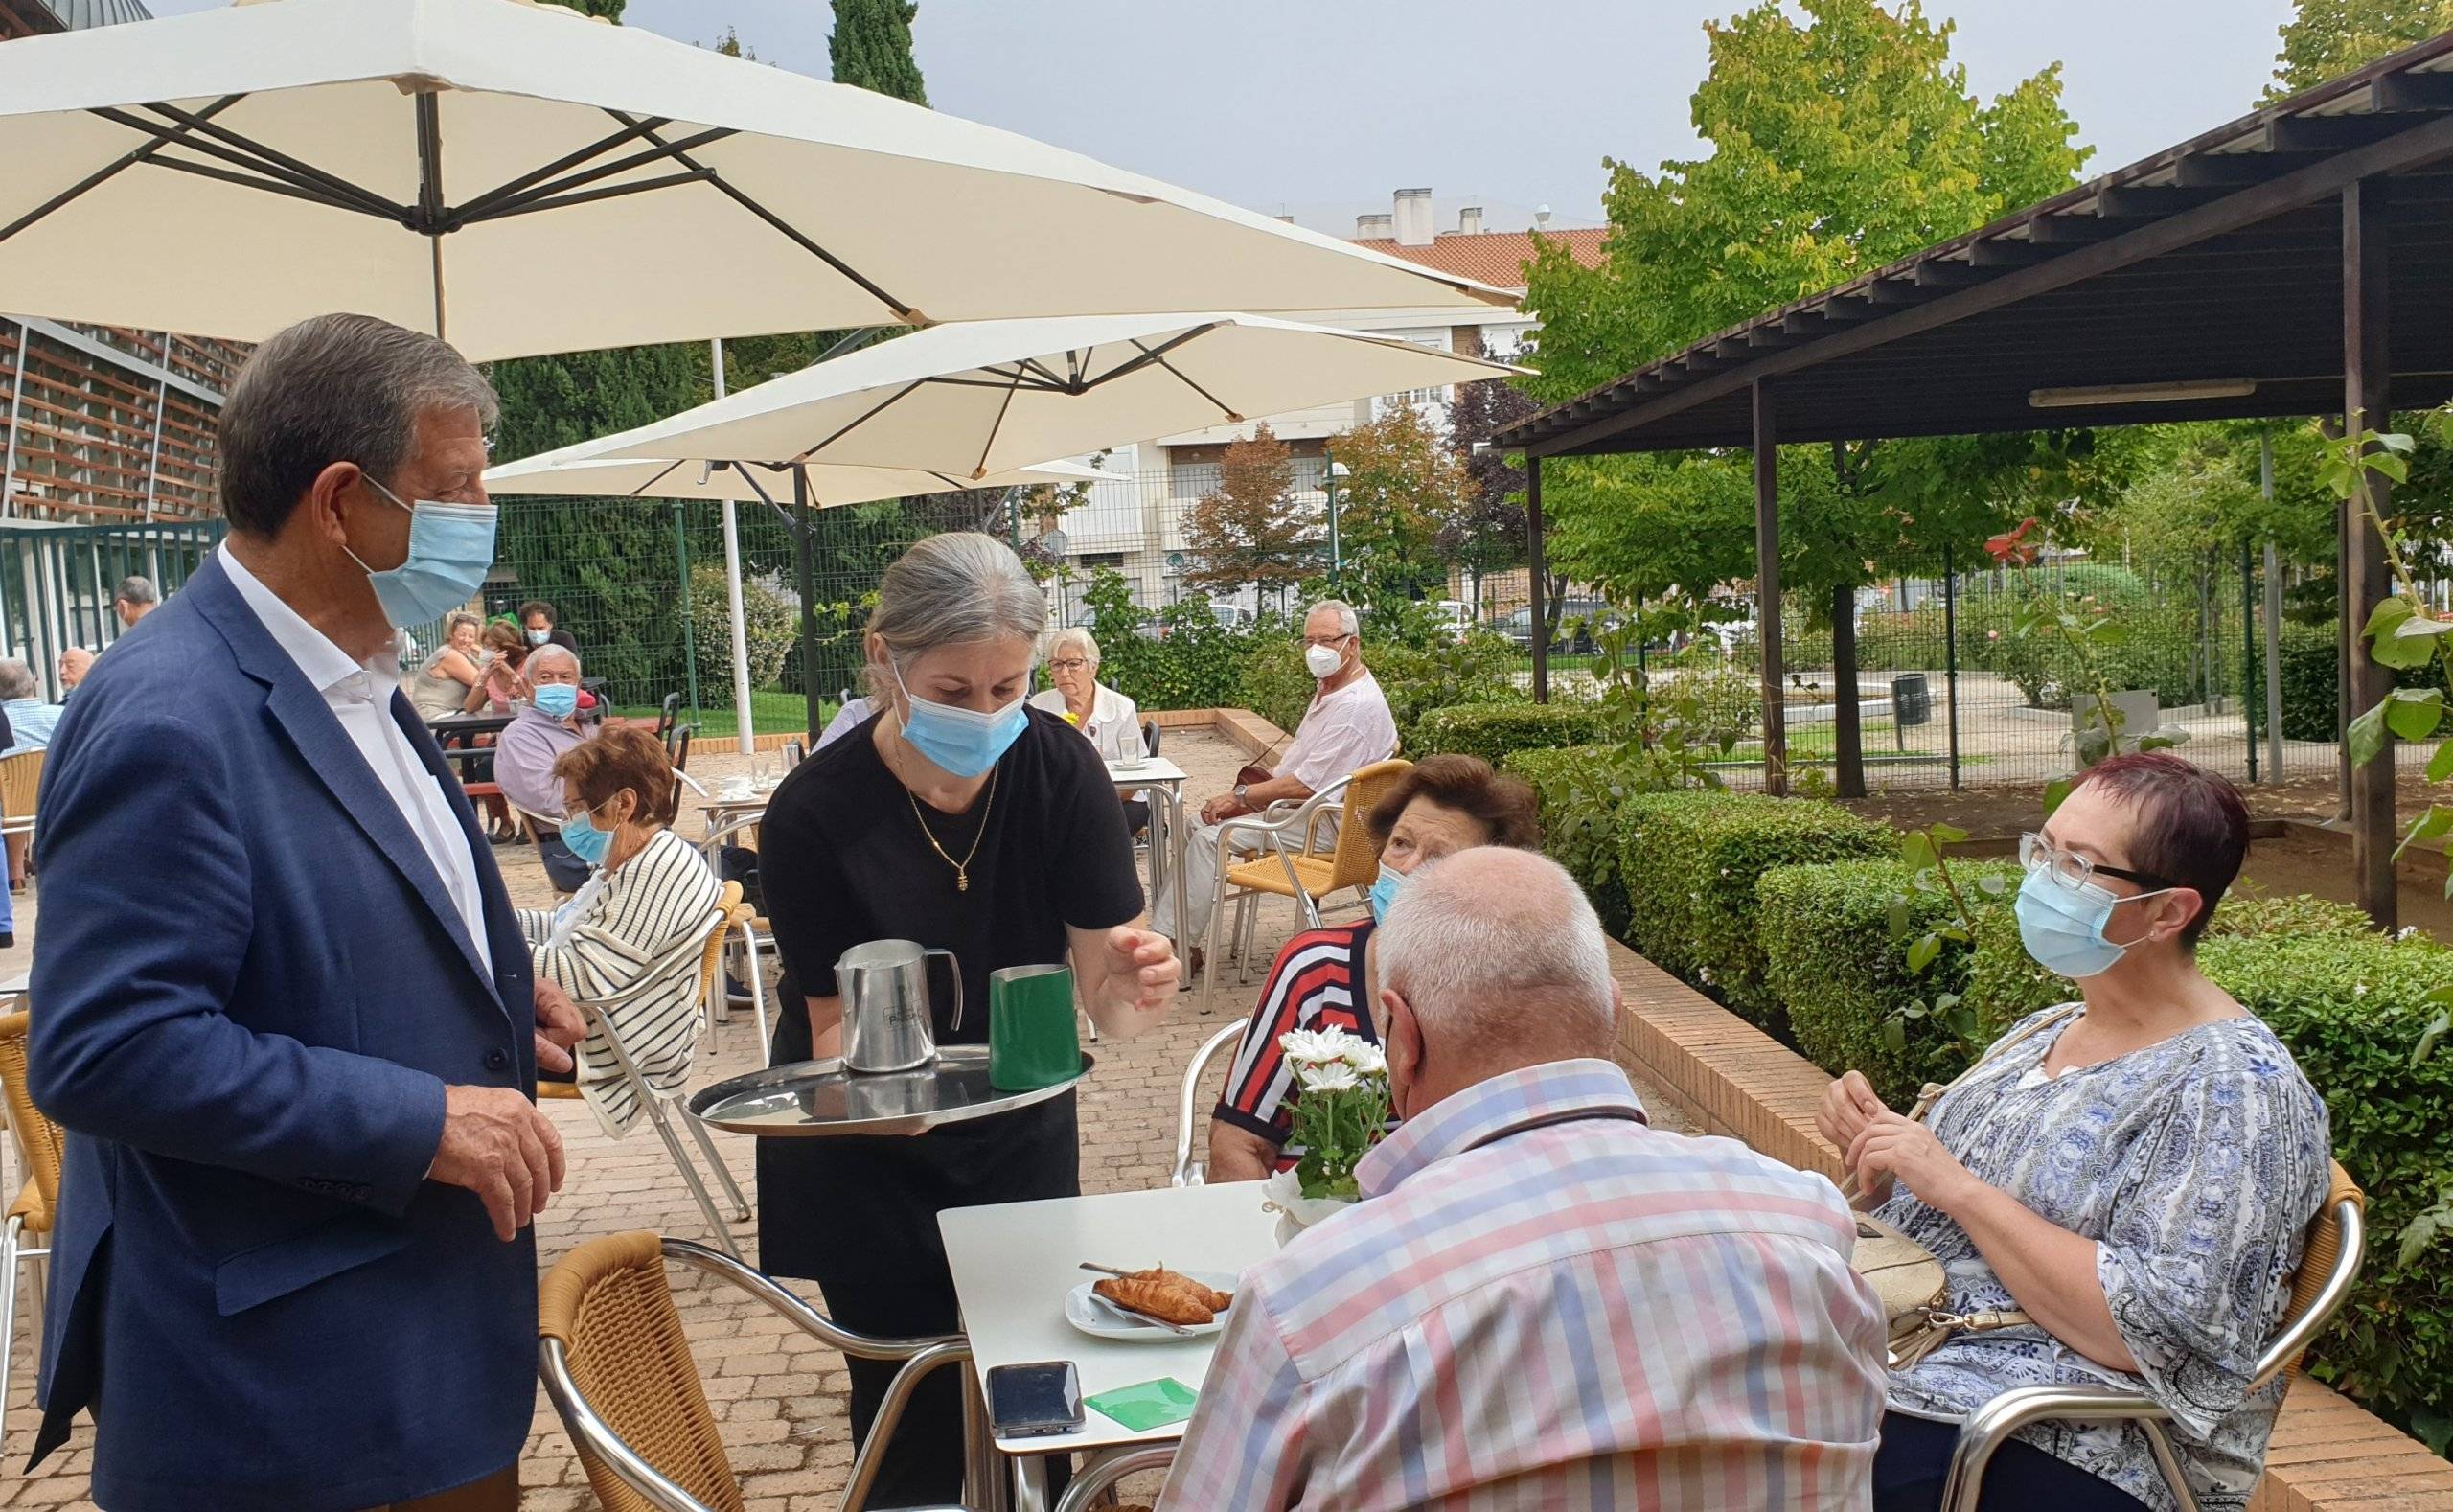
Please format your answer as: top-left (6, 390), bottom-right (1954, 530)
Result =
top-left (28, 314), bottom-right (584, 1511)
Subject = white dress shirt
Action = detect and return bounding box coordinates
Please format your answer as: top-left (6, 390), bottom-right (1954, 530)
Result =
top-left (218, 545), bottom-right (492, 963)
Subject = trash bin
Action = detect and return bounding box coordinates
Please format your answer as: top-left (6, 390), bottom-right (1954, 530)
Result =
top-left (1891, 674), bottom-right (1932, 727)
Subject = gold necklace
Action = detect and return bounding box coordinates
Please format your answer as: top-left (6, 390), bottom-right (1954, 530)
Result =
top-left (905, 765), bottom-right (997, 892)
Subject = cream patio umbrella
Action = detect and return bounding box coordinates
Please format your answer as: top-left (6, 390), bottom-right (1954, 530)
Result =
top-left (483, 451), bottom-right (1117, 751)
top-left (552, 311), bottom-right (1526, 732)
top-left (0, 0), bottom-right (1511, 358)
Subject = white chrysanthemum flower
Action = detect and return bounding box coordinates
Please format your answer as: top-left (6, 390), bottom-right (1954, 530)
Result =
top-left (1299, 1062), bottom-right (1361, 1094)
top-left (1339, 1042), bottom-right (1387, 1077)
top-left (1278, 1028), bottom-right (1338, 1065)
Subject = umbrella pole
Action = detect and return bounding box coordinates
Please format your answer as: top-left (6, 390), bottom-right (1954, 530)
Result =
top-left (713, 340), bottom-right (756, 756)
top-left (793, 463), bottom-right (823, 740)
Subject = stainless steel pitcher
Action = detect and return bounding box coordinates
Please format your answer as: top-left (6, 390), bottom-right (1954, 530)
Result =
top-left (837, 939), bottom-right (960, 1074)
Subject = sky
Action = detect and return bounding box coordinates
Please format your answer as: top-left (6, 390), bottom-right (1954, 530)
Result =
top-left (135, 0), bottom-right (2302, 235)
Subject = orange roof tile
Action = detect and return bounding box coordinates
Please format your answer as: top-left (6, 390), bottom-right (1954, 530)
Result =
top-left (1348, 228), bottom-right (1606, 290)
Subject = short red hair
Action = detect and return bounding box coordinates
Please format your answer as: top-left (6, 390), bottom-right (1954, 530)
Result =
top-left (2070, 752), bottom-right (2250, 945)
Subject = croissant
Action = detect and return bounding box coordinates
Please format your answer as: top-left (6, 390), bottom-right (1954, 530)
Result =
top-left (1094, 1275), bottom-right (1215, 1326)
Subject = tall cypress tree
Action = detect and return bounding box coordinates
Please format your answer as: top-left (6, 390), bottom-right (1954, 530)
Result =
top-left (830, 0), bottom-right (928, 105)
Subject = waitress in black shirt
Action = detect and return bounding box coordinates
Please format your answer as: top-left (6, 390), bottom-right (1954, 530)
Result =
top-left (756, 532), bottom-right (1179, 1502)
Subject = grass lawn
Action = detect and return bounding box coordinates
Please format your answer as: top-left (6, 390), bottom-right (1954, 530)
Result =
top-left (608, 690), bottom-right (832, 737)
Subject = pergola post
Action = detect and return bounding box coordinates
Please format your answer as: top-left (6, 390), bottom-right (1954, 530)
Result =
top-left (2344, 177), bottom-right (2398, 930)
top-left (1527, 454), bottom-right (1548, 704)
top-left (1753, 379), bottom-right (1786, 796)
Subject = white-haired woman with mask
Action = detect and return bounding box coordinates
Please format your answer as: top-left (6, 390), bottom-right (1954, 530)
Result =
top-left (1028, 625), bottom-right (1146, 830)
top-left (754, 533), bottom-right (1180, 1505)
top-left (1819, 753), bottom-right (2328, 1512)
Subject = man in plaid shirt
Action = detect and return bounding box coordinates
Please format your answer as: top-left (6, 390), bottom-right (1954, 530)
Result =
top-left (1163, 849), bottom-right (1887, 1509)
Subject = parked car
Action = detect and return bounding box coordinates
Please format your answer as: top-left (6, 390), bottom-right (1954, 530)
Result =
top-left (1208, 602), bottom-right (1257, 632)
top-left (1498, 599), bottom-right (1616, 654)
top-left (1433, 600), bottom-right (1476, 641)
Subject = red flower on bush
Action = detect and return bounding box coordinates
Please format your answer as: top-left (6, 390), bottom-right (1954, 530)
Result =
top-left (1983, 517), bottom-right (2040, 567)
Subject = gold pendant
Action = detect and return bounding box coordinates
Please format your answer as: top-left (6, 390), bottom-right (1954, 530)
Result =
top-left (956, 870), bottom-right (969, 892)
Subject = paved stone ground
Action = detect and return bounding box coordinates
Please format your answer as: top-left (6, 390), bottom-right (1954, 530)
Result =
top-left (0, 727), bottom-right (1686, 1509)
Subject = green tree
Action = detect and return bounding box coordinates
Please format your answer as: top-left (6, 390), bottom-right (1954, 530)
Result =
top-left (1520, 0), bottom-right (2090, 794)
top-left (1440, 376), bottom-right (1541, 611)
top-left (1328, 405), bottom-right (1469, 604)
top-left (2270, 0), bottom-right (2453, 96)
top-left (831, 0), bottom-right (928, 105)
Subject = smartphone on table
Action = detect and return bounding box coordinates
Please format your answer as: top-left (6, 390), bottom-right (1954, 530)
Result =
top-left (985, 1360), bottom-right (1084, 1438)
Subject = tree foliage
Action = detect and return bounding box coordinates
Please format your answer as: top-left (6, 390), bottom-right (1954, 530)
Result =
top-left (1328, 404), bottom-right (1469, 603)
top-left (830, 0), bottom-right (928, 105)
top-left (1182, 424), bottom-right (1318, 596)
top-left (1440, 377), bottom-right (1540, 595)
top-left (2270, 0), bottom-right (2453, 97)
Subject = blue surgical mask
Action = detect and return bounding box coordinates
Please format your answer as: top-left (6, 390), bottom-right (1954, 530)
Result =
top-left (2012, 868), bottom-right (2171, 979)
top-left (527, 629), bottom-right (551, 647)
top-left (343, 475), bottom-right (498, 630)
top-left (893, 664), bottom-right (1027, 779)
top-left (1369, 861), bottom-right (1409, 922)
top-left (533, 683), bottom-right (579, 720)
top-left (560, 803), bottom-right (613, 868)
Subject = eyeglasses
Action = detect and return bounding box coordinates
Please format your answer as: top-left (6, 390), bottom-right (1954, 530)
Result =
top-left (1048, 657), bottom-right (1089, 673)
top-left (2018, 832), bottom-right (2173, 894)
top-left (1302, 633), bottom-right (1354, 650)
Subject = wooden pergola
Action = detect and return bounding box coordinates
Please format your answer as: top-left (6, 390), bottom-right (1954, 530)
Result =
top-left (1496, 31), bottom-right (2453, 929)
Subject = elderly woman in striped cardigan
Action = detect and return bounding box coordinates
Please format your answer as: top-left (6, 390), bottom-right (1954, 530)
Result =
top-left (516, 725), bottom-right (723, 1138)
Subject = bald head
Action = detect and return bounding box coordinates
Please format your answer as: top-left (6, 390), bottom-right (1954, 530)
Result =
top-left (1375, 849), bottom-right (1616, 1110)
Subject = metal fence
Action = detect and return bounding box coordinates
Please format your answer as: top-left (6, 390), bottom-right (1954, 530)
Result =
top-left (0, 516), bottom-right (225, 699)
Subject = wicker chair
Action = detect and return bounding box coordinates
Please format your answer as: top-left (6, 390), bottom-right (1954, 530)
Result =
top-left (536, 884), bottom-right (753, 1259)
top-left (0, 1009), bottom-right (61, 1444)
top-left (1198, 759), bottom-right (1410, 1010)
top-left (1941, 1160), bottom-right (2367, 1512)
top-left (0, 748), bottom-right (43, 891)
top-left (539, 1231), bottom-right (975, 1512)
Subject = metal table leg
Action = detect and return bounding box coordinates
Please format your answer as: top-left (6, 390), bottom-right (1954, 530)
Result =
top-left (1011, 1452), bottom-right (1050, 1512)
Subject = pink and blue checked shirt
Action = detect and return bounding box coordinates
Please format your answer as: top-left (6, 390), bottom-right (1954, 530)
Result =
top-left (1161, 1058), bottom-right (1888, 1510)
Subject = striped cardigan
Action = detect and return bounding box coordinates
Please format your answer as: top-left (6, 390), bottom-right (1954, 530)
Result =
top-left (516, 827), bottom-right (724, 1137)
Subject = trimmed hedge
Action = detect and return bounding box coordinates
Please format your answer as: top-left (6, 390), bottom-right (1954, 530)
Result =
top-left (1415, 702), bottom-right (1610, 767)
top-left (1238, 633), bottom-right (1523, 756)
top-left (1619, 791), bottom-right (1890, 1032)
top-left (1759, 859), bottom-right (2019, 1109)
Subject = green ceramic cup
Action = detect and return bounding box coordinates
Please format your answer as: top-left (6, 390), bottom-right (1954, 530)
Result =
top-left (988, 964), bottom-right (1081, 1092)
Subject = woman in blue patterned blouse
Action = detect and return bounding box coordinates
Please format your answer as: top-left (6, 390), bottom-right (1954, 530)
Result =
top-left (1820, 753), bottom-right (2330, 1512)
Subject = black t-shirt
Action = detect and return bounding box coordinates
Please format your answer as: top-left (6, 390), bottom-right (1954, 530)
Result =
top-left (754, 704), bottom-right (1145, 1290)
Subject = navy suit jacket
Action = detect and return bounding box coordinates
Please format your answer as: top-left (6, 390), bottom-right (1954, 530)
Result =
top-left (26, 555), bottom-right (539, 1511)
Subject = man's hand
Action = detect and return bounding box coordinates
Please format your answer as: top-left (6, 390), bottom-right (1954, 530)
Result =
top-left (533, 978), bottom-right (585, 1076)
top-left (430, 1085), bottom-right (565, 1241)
top-left (1198, 792), bottom-right (1236, 825)
top-left (1100, 926), bottom-right (1180, 1017)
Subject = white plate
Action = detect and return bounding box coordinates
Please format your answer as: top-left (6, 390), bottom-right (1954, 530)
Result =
top-left (1064, 1270), bottom-right (1239, 1341)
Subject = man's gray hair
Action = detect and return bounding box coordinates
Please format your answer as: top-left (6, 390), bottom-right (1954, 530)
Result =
top-left (1047, 625), bottom-right (1102, 668)
top-left (1377, 848), bottom-right (1616, 1056)
top-left (526, 643), bottom-right (581, 676)
top-left (866, 533), bottom-right (1046, 691)
top-left (0, 659), bottom-right (37, 702)
top-left (113, 575), bottom-right (157, 607)
top-left (1307, 598), bottom-right (1359, 638)
top-left (217, 312), bottom-right (498, 538)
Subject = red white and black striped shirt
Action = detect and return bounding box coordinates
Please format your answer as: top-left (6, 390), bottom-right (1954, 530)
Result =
top-left (1211, 920), bottom-right (1387, 1170)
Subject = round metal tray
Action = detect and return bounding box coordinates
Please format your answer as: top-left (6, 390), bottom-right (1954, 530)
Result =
top-left (687, 1044), bottom-right (1092, 1137)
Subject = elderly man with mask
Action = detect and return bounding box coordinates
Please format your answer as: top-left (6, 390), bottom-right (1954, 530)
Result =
top-left (1163, 848), bottom-right (1888, 1509)
top-left (28, 312), bottom-right (585, 1512)
top-left (494, 642), bottom-right (595, 893)
top-left (1148, 598), bottom-right (1394, 966)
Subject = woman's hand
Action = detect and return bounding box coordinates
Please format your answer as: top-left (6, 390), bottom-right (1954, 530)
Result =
top-left (1847, 1111), bottom-right (1983, 1215)
top-left (1816, 1070), bottom-right (1890, 1154)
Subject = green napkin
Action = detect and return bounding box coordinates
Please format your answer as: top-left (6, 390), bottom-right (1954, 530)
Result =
top-left (1084, 1376), bottom-right (1199, 1432)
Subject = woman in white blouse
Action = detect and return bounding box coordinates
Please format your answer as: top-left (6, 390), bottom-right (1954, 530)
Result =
top-left (1030, 626), bottom-right (1146, 830)
top-left (516, 725), bottom-right (723, 1138)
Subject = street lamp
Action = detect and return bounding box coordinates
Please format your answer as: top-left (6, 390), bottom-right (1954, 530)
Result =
top-left (1324, 456), bottom-right (1351, 583)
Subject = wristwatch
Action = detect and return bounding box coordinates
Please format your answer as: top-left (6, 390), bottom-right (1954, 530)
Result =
top-left (1233, 783), bottom-right (1249, 806)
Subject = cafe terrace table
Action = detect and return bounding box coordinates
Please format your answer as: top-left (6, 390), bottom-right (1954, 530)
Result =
top-left (1106, 754), bottom-right (1187, 916)
top-left (939, 1180), bottom-right (1277, 1512)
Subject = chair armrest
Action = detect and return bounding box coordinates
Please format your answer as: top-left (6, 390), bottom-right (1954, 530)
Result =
top-left (1940, 1383), bottom-right (2169, 1512)
top-left (539, 1338), bottom-right (724, 1512)
top-left (1054, 1444), bottom-right (1179, 1512)
top-left (659, 1237), bottom-right (961, 1363)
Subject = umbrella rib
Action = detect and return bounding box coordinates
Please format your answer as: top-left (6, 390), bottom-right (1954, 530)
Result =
top-left (972, 370), bottom-right (1026, 480)
top-left (791, 378), bottom-right (928, 463)
top-left (145, 155), bottom-right (402, 219)
top-left (0, 95), bottom-right (245, 248)
top-left (462, 170), bottom-right (719, 223)
top-left (608, 110), bottom-right (925, 327)
top-left (1075, 324), bottom-right (1220, 389)
top-left (124, 131), bottom-right (400, 220)
top-left (446, 127), bottom-right (737, 229)
top-left (131, 102), bottom-right (408, 219)
top-left (445, 116), bottom-right (677, 223)
top-left (632, 460), bottom-right (690, 496)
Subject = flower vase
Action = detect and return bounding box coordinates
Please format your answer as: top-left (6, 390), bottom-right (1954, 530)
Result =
top-left (1260, 1168), bottom-right (1354, 1248)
